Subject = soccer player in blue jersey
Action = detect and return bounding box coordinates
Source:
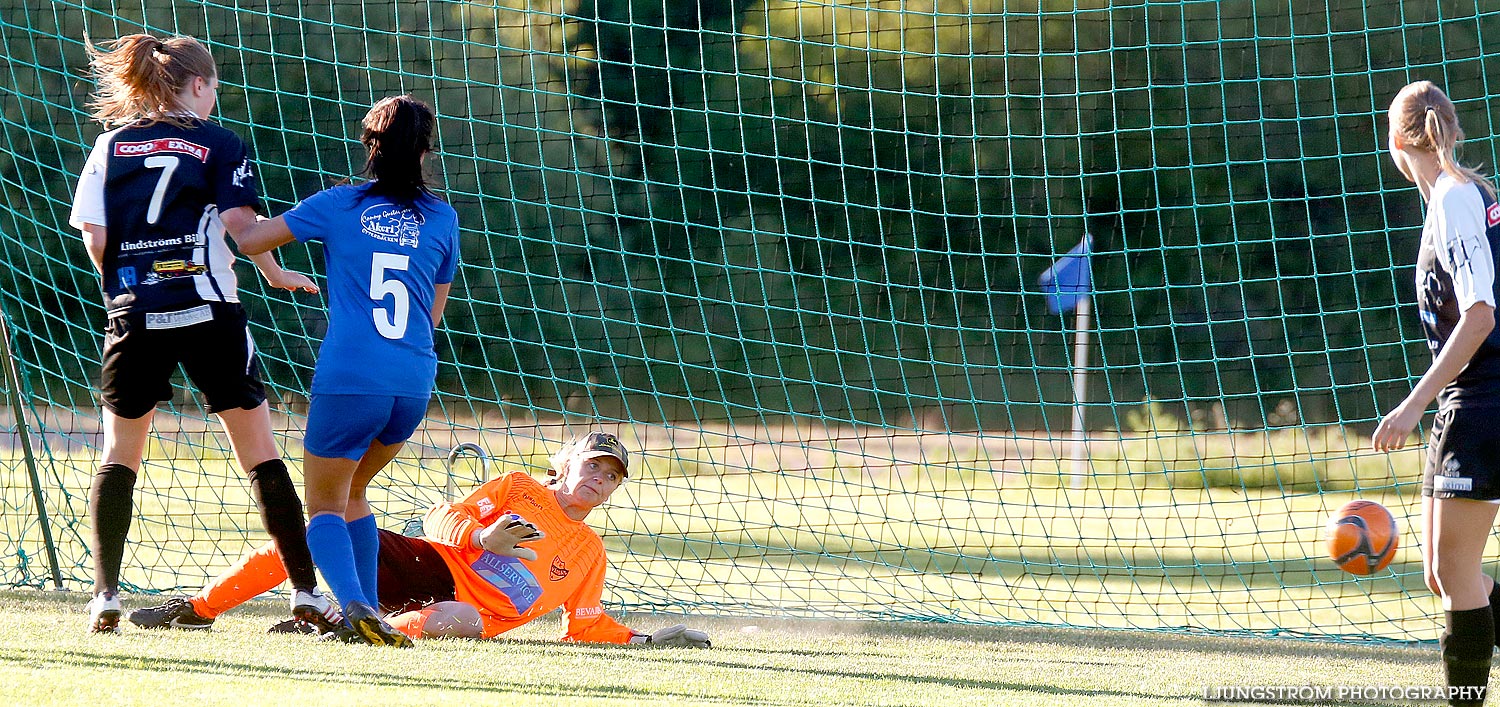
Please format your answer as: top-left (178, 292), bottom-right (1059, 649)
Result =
top-left (230, 95), bottom-right (461, 647)
top-left (1377, 80), bottom-right (1500, 707)
top-left (70, 34), bottom-right (338, 634)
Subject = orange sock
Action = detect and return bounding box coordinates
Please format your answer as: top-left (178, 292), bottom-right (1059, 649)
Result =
top-left (387, 603), bottom-right (483, 639)
top-left (386, 608), bottom-right (430, 639)
top-left (190, 541), bottom-right (290, 619)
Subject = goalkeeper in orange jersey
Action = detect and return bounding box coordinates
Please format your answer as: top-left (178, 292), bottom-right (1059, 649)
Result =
top-left (127, 432), bottom-right (710, 647)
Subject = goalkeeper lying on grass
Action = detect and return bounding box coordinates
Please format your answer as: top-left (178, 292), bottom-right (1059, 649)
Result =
top-left (129, 432), bottom-right (710, 648)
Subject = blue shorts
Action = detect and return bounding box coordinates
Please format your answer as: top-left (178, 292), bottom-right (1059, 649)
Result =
top-left (304, 394), bottom-right (428, 460)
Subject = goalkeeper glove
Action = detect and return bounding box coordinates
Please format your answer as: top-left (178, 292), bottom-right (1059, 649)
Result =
top-left (472, 513), bottom-right (545, 561)
top-left (631, 624), bottom-right (711, 648)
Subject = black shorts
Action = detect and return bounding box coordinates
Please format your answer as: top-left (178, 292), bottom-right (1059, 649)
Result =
top-left (100, 302), bottom-right (267, 419)
top-left (376, 529), bottom-right (458, 614)
top-left (1422, 407), bottom-right (1500, 501)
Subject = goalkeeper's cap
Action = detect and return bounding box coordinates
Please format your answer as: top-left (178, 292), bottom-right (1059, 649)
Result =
top-left (550, 432), bottom-right (630, 478)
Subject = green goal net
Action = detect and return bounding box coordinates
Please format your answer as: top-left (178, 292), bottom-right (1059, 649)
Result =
top-left (3, 0), bottom-right (1495, 643)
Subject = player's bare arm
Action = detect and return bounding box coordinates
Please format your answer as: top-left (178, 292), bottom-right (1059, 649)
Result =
top-left (218, 206), bottom-right (317, 292)
top-left (220, 205), bottom-right (295, 255)
top-left (431, 282), bottom-right (451, 325)
top-left (1373, 301), bottom-right (1495, 452)
top-left (79, 223), bottom-right (107, 273)
top-left (244, 251), bottom-right (318, 293)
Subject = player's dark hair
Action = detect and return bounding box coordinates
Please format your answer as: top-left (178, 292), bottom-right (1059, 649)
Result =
top-left (1391, 80), bottom-right (1497, 199)
top-left (85, 34), bottom-right (217, 128)
top-left (359, 95), bottom-right (436, 207)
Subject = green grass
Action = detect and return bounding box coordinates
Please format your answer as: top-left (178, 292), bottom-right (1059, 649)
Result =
top-left (2, 422), bottom-right (1445, 643)
top-left (0, 590), bottom-right (1443, 707)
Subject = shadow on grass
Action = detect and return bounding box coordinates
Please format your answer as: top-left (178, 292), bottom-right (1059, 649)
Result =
top-left (600, 616), bottom-right (1436, 664)
top-left (0, 640), bottom-right (1180, 704)
top-left (2, 587), bottom-right (1436, 658)
top-left (610, 533), bottom-right (1426, 593)
top-left (0, 591), bottom-right (1437, 706)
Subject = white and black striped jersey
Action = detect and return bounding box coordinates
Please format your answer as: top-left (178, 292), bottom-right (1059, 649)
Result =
top-left (1416, 173), bottom-right (1500, 408)
top-left (70, 116), bottom-right (259, 315)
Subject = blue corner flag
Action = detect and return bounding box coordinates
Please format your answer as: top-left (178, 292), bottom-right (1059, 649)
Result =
top-left (1038, 234), bottom-right (1093, 313)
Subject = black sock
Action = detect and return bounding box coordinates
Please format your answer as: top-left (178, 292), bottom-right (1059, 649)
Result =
top-left (1442, 607), bottom-right (1493, 707)
top-left (247, 459), bottom-right (317, 591)
top-left (88, 463), bottom-right (136, 595)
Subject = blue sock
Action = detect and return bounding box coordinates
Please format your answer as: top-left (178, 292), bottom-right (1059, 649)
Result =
top-left (346, 514), bottom-right (380, 610)
top-left (304, 513), bottom-right (368, 609)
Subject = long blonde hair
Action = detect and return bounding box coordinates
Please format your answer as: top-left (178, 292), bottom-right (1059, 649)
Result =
top-left (1390, 80), bottom-right (1497, 199)
top-left (85, 34), bottom-right (217, 128)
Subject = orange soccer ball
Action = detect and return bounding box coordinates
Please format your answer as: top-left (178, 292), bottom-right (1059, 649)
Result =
top-left (1326, 500), bottom-right (1399, 575)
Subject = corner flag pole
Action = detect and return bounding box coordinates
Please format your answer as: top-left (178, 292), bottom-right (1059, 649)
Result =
top-left (1037, 234), bottom-right (1094, 490)
top-left (1068, 294), bottom-right (1091, 489)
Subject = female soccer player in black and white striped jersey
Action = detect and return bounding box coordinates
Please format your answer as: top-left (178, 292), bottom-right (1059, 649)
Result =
top-left (70, 34), bottom-right (335, 634)
top-left (1376, 80), bottom-right (1500, 707)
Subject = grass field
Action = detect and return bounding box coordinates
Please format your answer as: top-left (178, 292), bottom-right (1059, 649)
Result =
top-left (0, 589), bottom-right (1443, 707)
top-left (0, 418), bottom-right (1455, 643)
top-left (0, 416), bottom-right (1466, 705)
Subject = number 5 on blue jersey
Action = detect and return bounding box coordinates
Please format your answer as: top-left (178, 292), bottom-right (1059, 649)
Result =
top-left (276, 184), bottom-right (460, 398)
top-left (371, 253), bottom-right (410, 340)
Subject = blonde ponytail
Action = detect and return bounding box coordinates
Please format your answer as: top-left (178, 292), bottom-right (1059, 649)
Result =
top-left (1391, 80), bottom-right (1497, 199)
top-left (85, 34), bottom-right (218, 128)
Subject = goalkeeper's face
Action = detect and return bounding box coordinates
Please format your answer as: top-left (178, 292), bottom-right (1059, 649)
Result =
top-left (554, 455), bottom-right (626, 510)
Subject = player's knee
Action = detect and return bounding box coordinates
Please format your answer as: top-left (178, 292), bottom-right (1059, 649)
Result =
top-left (418, 601), bottom-right (483, 639)
top-left (1430, 558), bottom-right (1475, 599)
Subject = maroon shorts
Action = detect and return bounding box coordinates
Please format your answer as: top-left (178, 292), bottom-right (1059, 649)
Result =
top-left (376, 529), bottom-right (458, 614)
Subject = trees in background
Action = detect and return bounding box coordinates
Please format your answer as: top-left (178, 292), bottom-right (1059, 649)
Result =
top-left (5, 1), bottom-right (1486, 429)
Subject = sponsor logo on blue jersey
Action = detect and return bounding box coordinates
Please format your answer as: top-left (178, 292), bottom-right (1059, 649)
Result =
top-left (470, 552), bottom-right (543, 613)
top-left (117, 266), bottom-right (137, 287)
top-left (360, 204), bottom-right (423, 248)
